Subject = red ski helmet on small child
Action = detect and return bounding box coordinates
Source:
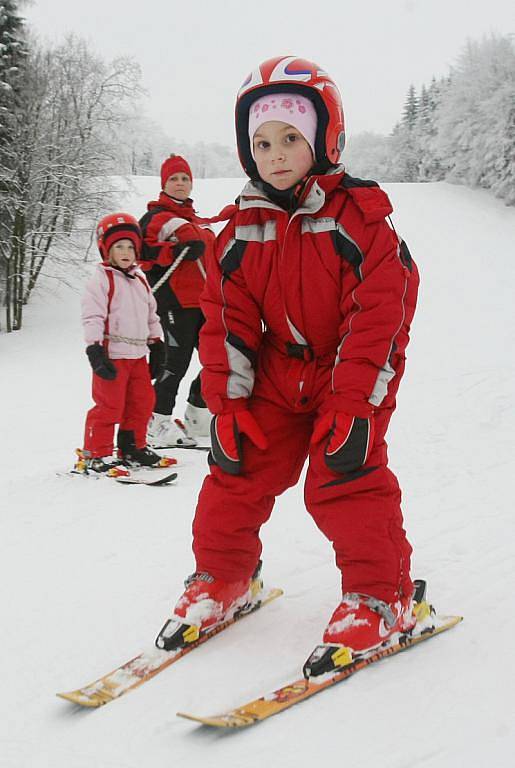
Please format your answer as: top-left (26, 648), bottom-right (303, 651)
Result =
top-left (96, 213), bottom-right (142, 260)
top-left (235, 55), bottom-right (345, 178)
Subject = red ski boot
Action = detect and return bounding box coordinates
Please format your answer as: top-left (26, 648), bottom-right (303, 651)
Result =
top-left (155, 563), bottom-right (264, 651)
top-left (303, 582), bottom-right (427, 679)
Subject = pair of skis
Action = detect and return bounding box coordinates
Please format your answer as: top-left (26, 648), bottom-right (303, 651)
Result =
top-left (57, 584), bottom-right (462, 728)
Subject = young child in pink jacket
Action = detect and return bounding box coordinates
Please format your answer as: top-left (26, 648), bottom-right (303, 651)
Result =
top-left (76, 213), bottom-right (169, 473)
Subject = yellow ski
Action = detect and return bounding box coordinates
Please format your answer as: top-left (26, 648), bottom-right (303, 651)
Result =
top-left (57, 587), bottom-right (283, 708)
top-left (177, 613), bottom-right (462, 728)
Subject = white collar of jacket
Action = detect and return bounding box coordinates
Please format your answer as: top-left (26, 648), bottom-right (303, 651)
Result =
top-left (238, 164), bottom-right (346, 217)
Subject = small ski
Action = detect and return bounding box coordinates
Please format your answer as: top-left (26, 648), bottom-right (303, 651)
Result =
top-left (156, 444), bottom-right (211, 452)
top-left (56, 587), bottom-right (283, 708)
top-left (177, 612), bottom-right (462, 728)
top-left (115, 470), bottom-right (177, 486)
top-left (60, 469), bottom-right (178, 486)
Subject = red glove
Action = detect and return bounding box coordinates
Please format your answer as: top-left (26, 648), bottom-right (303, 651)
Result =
top-left (210, 409), bottom-right (268, 475)
top-left (311, 410), bottom-right (375, 474)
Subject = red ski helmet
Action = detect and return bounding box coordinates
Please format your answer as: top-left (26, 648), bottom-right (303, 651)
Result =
top-left (236, 55), bottom-right (345, 178)
top-left (96, 212), bottom-right (142, 260)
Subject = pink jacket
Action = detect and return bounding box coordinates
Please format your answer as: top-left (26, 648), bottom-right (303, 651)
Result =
top-left (81, 263), bottom-right (162, 359)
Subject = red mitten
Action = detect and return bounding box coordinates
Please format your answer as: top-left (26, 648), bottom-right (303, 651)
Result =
top-left (311, 410), bottom-right (375, 474)
top-left (211, 409), bottom-right (268, 475)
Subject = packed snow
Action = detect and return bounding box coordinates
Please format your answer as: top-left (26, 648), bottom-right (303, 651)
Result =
top-left (1, 176), bottom-right (514, 767)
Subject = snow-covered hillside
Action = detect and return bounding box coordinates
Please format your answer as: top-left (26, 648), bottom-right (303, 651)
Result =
top-left (1, 177), bottom-right (514, 768)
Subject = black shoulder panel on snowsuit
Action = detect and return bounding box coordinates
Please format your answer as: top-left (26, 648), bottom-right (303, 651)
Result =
top-left (340, 174), bottom-right (380, 189)
top-left (221, 239), bottom-right (247, 274)
top-left (340, 175), bottom-right (393, 223)
top-left (138, 206), bottom-right (168, 234)
top-left (330, 230), bottom-right (363, 281)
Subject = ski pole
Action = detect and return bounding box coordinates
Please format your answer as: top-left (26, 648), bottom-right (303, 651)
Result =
top-left (196, 260), bottom-right (207, 280)
top-left (150, 246), bottom-right (190, 295)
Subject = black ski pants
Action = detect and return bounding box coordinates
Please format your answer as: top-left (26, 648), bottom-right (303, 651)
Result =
top-left (153, 307), bottom-right (205, 415)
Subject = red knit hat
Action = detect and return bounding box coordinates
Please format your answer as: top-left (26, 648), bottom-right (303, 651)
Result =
top-left (160, 154), bottom-right (193, 188)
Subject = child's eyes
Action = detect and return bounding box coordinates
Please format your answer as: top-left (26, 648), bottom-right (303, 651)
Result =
top-left (256, 140), bottom-right (270, 151)
top-left (285, 133), bottom-right (298, 143)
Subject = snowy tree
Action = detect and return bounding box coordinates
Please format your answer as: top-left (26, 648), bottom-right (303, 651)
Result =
top-left (418, 77), bottom-right (448, 181)
top-left (0, 0), bottom-right (27, 145)
top-left (0, 0), bottom-right (28, 327)
top-left (109, 115), bottom-right (242, 179)
top-left (435, 35), bottom-right (515, 202)
top-left (382, 34), bottom-right (515, 203)
top-left (0, 34), bottom-right (142, 332)
top-left (491, 101), bottom-right (515, 205)
top-left (386, 85), bottom-right (422, 182)
top-left (343, 132), bottom-right (391, 180)
top-left (402, 84), bottom-right (419, 131)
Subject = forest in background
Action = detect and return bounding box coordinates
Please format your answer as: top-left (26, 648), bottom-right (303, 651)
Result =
top-left (1, 0), bottom-right (514, 331)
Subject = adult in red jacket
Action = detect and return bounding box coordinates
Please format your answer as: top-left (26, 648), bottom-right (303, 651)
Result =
top-left (139, 155), bottom-right (215, 447)
top-left (156, 58), bottom-right (421, 667)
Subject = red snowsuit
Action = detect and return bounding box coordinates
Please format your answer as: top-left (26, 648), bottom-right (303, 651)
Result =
top-left (193, 170), bottom-right (419, 604)
top-left (82, 263), bottom-right (160, 457)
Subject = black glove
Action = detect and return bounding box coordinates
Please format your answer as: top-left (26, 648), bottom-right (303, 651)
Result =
top-left (148, 339), bottom-right (166, 380)
top-left (86, 343), bottom-right (117, 380)
top-left (173, 240), bottom-right (205, 262)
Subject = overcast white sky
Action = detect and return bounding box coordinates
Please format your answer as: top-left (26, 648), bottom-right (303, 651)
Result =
top-left (24, 0), bottom-right (514, 146)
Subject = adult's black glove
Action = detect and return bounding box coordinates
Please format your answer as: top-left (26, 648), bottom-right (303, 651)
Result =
top-left (86, 343), bottom-right (117, 380)
top-left (148, 339), bottom-right (166, 380)
top-left (173, 240), bottom-right (205, 262)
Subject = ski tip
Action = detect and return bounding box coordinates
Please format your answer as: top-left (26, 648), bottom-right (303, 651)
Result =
top-left (176, 711), bottom-right (250, 728)
top-left (56, 691), bottom-right (105, 708)
top-left (176, 711), bottom-right (204, 723)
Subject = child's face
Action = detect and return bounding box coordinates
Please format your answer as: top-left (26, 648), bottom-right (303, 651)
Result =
top-left (109, 239), bottom-right (137, 269)
top-left (252, 121), bottom-right (314, 190)
top-left (164, 172), bottom-right (192, 200)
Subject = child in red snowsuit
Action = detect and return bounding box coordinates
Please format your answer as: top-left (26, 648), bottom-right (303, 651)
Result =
top-left (139, 155), bottom-right (216, 448)
top-left (78, 213), bottom-right (166, 473)
top-left (157, 57), bottom-right (420, 665)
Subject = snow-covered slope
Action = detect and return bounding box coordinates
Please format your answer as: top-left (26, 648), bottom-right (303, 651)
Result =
top-left (1, 177), bottom-right (514, 768)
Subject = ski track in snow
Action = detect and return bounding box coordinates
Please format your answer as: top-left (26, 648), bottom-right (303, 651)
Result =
top-left (1, 177), bottom-right (514, 767)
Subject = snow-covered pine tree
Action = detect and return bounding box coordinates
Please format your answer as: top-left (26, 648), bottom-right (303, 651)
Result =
top-left (0, 0), bottom-right (28, 331)
top-left (387, 85), bottom-right (421, 182)
top-left (0, 0), bottom-right (27, 145)
top-left (402, 84), bottom-right (419, 132)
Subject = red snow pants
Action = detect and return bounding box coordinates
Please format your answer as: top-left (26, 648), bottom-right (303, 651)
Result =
top-left (83, 357), bottom-right (155, 457)
top-left (192, 342), bottom-right (413, 603)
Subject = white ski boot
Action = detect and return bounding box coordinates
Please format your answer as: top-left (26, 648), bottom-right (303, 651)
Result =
top-left (147, 413), bottom-right (197, 448)
top-left (184, 403), bottom-right (212, 437)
